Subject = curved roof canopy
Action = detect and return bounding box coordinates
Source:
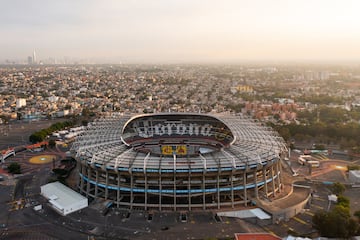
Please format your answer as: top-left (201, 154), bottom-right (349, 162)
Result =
top-left (121, 113), bottom-right (235, 155)
top-left (71, 113), bottom-right (287, 171)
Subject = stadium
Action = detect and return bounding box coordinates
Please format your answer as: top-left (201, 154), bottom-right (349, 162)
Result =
top-left (71, 113), bottom-right (287, 211)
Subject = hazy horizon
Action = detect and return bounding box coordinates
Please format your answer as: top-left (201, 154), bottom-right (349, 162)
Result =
top-left (2, 0), bottom-right (360, 64)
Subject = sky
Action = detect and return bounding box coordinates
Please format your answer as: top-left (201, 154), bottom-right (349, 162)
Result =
top-left (1, 0), bottom-right (360, 64)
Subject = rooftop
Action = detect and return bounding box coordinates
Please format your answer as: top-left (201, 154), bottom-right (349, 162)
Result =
top-left (41, 181), bottom-right (87, 208)
top-left (234, 233), bottom-right (281, 240)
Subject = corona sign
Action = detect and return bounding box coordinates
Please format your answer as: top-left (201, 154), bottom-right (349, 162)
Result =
top-left (161, 146), bottom-right (173, 155)
top-left (121, 113), bottom-right (236, 148)
top-left (161, 145), bottom-right (187, 155)
top-left (133, 121), bottom-right (213, 138)
top-left (176, 145), bottom-right (187, 155)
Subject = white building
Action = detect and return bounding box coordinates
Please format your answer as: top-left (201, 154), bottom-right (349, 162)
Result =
top-left (55, 109), bottom-right (69, 117)
top-left (40, 181), bottom-right (88, 216)
top-left (349, 170), bottom-right (360, 184)
top-left (16, 98), bottom-right (26, 109)
top-left (48, 95), bottom-right (59, 102)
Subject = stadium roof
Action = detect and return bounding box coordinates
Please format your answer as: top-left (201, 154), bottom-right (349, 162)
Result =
top-left (71, 113), bottom-right (287, 173)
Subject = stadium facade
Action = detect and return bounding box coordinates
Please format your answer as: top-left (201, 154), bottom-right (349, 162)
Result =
top-left (71, 113), bottom-right (287, 211)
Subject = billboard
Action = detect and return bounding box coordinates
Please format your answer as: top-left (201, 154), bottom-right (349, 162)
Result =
top-left (161, 145), bottom-right (187, 155)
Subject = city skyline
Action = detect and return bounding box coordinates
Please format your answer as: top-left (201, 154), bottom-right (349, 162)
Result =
top-left (1, 0), bottom-right (360, 64)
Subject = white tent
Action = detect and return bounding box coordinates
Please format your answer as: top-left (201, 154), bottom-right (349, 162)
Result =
top-left (217, 208), bottom-right (271, 220)
top-left (41, 181), bottom-right (88, 216)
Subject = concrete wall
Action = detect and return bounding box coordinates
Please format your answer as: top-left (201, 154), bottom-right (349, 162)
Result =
top-left (270, 191), bottom-right (311, 224)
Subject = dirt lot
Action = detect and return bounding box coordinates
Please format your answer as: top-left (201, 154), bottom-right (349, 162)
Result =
top-left (0, 119), bottom-right (66, 150)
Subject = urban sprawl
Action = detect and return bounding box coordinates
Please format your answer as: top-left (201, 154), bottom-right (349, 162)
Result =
top-left (1, 64), bottom-right (359, 126)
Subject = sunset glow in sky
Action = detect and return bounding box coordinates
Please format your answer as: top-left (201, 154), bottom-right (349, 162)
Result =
top-left (1, 0), bottom-right (360, 63)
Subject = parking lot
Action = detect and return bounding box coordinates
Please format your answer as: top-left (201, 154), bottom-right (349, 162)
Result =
top-left (1, 131), bottom-right (360, 239)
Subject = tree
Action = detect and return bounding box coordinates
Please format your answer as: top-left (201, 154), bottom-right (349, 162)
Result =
top-left (331, 182), bottom-right (346, 195)
top-left (81, 120), bottom-right (88, 126)
top-left (273, 113), bottom-right (280, 121)
top-left (7, 162), bottom-right (21, 174)
top-left (277, 127), bottom-right (291, 141)
top-left (312, 207), bottom-right (359, 238)
top-left (313, 144), bottom-right (325, 150)
top-left (312, 210), bottom-right (328, 234)
top-left (354, 210), bottom-right (360, 221)
top-left (313, 190), bottom-right (360, 238)
top-left (82, 107), bottom-right (91, 117)
top-left (29, 131), bottom-right (46, 143)
top-left (337, 195), bottom-right (350, 209)
top-left (0, 115), bottom-right (10, 124)
top-left (29, 120), bottom-right (76, 144)
top-left (48, 139), bottom-right (56, 148)
top-left (348, 165), bottom-right (360, 171)
top-left (52, 168), bottom-right (68, 177)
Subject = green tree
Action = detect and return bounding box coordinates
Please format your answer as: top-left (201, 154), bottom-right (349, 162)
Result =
top-left (354, 210), bottom-right (360, 220)
top-left (331, 182), bottom-right (346, 195)
top-left (313, 207), bottom-right (359, 238)
top-left (29, 133), bottom-right (43, 143)
top-left (81, 120), bottom-right (88, 126)
top-left (277, 127), bottom-right (291, 141)
top-left (337, 195), bottom-right (350, 209)
top-left (52, 168), bottom-right (68, 177)
top-left (7, 162), bottom-right (21, 174)
top-left (82, 107), bottom-right (92, 117)
top-left (348, 165), bottom-right (360, 171)
top-left (312, 210), bottom-right (328, 234)
top-left (313, 144), bottom-right (325, 150)
top-left (48, 139), bottom-right (56, 148)
top-left (29, 120), bottom-right (76, 144)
